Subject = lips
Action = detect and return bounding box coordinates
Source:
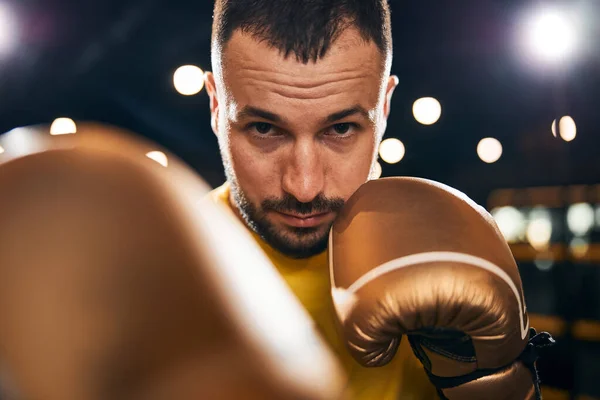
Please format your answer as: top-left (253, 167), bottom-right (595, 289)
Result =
top-left (275, 211), bottom-right (332, 228)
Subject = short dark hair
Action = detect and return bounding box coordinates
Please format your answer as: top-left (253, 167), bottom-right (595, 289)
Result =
top-left (212, 0), bottom-right (392, 64)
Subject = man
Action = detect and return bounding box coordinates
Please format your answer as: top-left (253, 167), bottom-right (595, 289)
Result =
top-left (204, 0), bottom-right (439, 398)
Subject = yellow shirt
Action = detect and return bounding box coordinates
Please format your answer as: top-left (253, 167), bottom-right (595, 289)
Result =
top-left (208, 183), bottom-right (438, 400)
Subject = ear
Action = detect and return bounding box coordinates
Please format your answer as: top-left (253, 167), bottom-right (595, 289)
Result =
top-left (383, 75), bottom-right (399, 120)
top-left (204, 71), bottom-right (220, 135)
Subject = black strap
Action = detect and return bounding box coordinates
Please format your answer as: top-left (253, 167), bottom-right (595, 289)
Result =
top-left (426, 328), bottom-right (555, 399)
top-left (520, 328), bottom-right (556, 400)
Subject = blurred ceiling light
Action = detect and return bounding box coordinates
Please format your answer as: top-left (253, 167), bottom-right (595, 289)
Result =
top-left (50, 118), bottom-right (77, 135)
top-left (173, 65), bottom-right (205, 96)
top-left (371, 161), bottom-right (382, 179)
top-left (527, 219), bottom-right (552, 251)
top-left (0, 145), bottom-right (4, 154)
top-left (524, 8), bottom-right (578, 64)
top-left (491, 206), bottom-right (526, 243)
top-left (412, 97), bottom-right (441, 125)
top-left (526, 208), bottom-right (553, 251)
top-left (566, 203), bottom-right (594, 236)
top-left (552, 116), bottom-right (577, 142)
top-left (569, 237), bottom-right (590, 259)
top-left (146, 151), bottom-right (168, 168)
top-left (529, 206), bottom-right (551, 221)
top-left (477, 138), bottom-right (503, 164)
top-left (379, 138), bottom-right (405, 164)
top-left (533, 256), bottom-right (554, 272)
top-left (0, 4), bottom-right (17, 56)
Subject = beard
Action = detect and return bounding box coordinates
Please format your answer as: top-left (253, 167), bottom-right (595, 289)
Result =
top-left (229, 179), bottom-right (345, 259)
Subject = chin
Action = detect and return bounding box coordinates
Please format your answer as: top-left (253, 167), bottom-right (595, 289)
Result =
top-left (277, 228), bottom-right (330, 258)
top-left (252, 214), bottom-right (334, 258)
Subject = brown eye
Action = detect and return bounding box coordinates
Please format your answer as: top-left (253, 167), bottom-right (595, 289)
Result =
top-left (332, 123), bottom-right (351, 135)
top-left (255, 122), bottom-right (272, 134)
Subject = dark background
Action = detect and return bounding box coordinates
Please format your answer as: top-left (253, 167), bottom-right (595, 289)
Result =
top-left (0, 0), bottom-right (599, 398)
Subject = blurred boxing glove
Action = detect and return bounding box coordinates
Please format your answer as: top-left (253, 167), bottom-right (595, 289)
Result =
top-left (0, 123), bottom-right (346, 400)
top-left (329, 177), bottom-right (554, 400)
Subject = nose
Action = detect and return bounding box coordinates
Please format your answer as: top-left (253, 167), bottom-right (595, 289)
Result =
top-left (281, 139), bottom-right (325, 204)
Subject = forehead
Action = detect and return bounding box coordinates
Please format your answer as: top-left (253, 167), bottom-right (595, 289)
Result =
top-left (217, 28), bottom-right (385, 108)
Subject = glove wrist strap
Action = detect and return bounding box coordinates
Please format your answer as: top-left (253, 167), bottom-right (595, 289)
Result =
top-left (426, 328), bottom-right (555, 400)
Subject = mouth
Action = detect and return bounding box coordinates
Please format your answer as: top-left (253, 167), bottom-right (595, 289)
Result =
top-left (274, 211), bottom-right (333, 228)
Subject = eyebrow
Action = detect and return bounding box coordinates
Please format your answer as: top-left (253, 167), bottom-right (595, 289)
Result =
top-left (236, 105), bottom-right (371, 125)
top-left (237, 106), bottom-right (282, 123)
top-left (324, 106), bottom-right (371, 124)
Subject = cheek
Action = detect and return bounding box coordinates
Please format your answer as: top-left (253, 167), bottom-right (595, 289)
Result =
top-left (228, 134), bottom-right (282, 201)
top-left (325, 134), bottom-right (377, 199)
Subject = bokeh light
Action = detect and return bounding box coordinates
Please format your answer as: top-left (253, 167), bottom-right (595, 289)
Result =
top-left (569, 237), bottom-right (590, 259)
top-left (534, 256), bottom-right (555, 272)
top-left (527, 207), bottom-right (553, 251)
top-left (0, 145), bottom-right (4, 155)
top-left (379, 138), bottom-right (405, 164)
top-left (371, 161), bottom-right (382, 179)
top-left (173, 65), bottom-right (205, 96)
top-left (146, 151), bottom-right (169, 167)
top-left (0, 4), bottom-right (17, 56)
top-left (552, 116), bottom-right (577, 142)
top-left (412, 97), bottom-right (441, 126)
top-left (524, 9), bottom-right (578, 64)
top-left (566, 203), bottom-right (594, 236)
top-left (477, 138), bottom-right (503, 164)
top-left (491, 206), bottom-right (526, 243)
top-left (50, 118), bottom-right (77, 135)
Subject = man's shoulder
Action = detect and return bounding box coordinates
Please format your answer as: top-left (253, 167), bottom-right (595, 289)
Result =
top-left (205, 182), bottom-right (230, 206)
top-left (204, 182), bottom-right (248, 231)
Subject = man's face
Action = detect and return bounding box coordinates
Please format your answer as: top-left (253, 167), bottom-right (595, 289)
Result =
top-left (206, 28), bottom-right (397, 258)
